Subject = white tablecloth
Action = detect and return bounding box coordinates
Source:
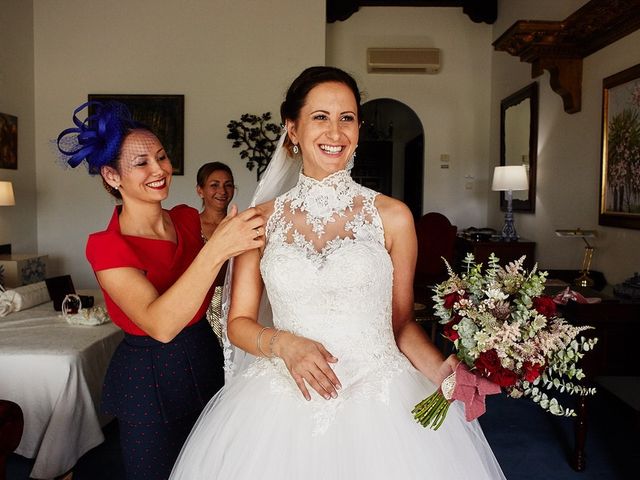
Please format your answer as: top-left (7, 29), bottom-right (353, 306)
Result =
top-left (0, 291), bottom-right (123, 479)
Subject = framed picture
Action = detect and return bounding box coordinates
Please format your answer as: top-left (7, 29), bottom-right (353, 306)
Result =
top-left (88, 94), bottom-right (184, 175)
top-left (0, 112), bottom-right (18, 170)
top-left (599, 63), bottom-right (640, 229)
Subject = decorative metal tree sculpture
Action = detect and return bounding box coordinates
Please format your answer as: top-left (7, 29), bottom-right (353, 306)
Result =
top-left (227, 112), bottom-right (280, 180)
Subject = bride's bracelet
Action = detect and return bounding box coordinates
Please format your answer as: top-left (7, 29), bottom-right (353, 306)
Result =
top-left (268, 329), bottom-right (283, 358)
top-left (257, 327), bottom-right (283, 358)
top-left (256, 327), bottom-right (271, 357)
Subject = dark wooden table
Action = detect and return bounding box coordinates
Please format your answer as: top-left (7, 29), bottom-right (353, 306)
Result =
top-left (455, 236), bottom-right (536, 271)
top-left (546, 281), bottom-right (640, 471)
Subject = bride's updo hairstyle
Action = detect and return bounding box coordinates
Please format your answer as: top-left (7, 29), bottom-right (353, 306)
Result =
top-left (56, 101), bottom-right (148, 199)
top-left (280, 66), bottom-right (362, 156)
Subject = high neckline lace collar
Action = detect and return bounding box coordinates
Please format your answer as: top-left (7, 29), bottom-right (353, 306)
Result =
top-left (297, 169), bottom-right (352, 188)
top-left (289, 169), bottom-right (358, 236)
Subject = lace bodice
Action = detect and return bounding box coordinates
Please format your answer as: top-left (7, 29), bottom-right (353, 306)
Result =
top-left (250, 170), bottom-right (411, 434)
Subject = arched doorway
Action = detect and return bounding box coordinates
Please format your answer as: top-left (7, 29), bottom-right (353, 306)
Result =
top-left (352, 98), bottom-right (424, 218)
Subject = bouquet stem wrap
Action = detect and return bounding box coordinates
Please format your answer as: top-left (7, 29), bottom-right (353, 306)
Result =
top-left (413, 363), bottom-right (501, 429)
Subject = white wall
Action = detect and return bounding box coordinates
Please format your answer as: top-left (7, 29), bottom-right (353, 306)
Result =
top-left (491, 0), bottom-right (640, 283)
top-left (0, 0), bottom-right (37, 254)
top-left (6, 0), bottom-right (640, 288)
top-left (327, 7), bottom-right (493, 230)
top-left (31, 0), bottom-right (325, 287)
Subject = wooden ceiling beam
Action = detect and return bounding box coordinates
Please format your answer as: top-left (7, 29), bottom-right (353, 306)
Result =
top-left (326, 0), bottom-right (497, 24)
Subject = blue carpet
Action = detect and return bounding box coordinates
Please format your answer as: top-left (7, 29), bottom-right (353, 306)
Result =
top-left (8, 388), bottom-right (638, 479)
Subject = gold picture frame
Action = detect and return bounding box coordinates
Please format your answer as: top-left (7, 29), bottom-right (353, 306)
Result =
top-left (599, 63), bottom-right (640, 229)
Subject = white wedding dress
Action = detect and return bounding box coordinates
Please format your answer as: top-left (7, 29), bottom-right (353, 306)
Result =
top-left (170, 170), bottom-right (505, 479)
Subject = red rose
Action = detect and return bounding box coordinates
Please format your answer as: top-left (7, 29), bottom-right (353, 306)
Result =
top-left (523, 362), bottom-right (544, 382)
top-left (442, 316), bottom-right (461, 341)
top-left (474, 350), bottom-right (517, 387)
top-left (532, 296), bottom-right (557, 318)
top-left (492, 368), bottom-right (518, 387)
top-left (474, 349), bottom-right (501, 375)
top-left (443, 292), bottom-right (461, 309)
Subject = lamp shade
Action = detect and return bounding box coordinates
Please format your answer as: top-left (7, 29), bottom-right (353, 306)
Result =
top-left (491, 165), bottom-right (528, 191)
top-left (0, 181), bottom-right (15, 206)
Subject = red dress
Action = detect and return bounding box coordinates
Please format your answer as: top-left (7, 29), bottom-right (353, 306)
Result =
top-left (86, 204), bottom-right (213, 335)
top-left (86, 204), bottom-right (224, 480)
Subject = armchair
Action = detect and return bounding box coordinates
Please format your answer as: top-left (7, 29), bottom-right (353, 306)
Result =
top-left (414, 212), bottom-right (457, 290)
top-left (413, 212), bottom-right (457, 347)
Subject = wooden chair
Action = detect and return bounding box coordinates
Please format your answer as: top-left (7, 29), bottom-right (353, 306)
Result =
top-left (0, 400), bottom-right (23, 480)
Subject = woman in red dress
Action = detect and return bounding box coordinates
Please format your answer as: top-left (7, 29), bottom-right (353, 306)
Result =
top-left (57, 101), bottom-right (264, 479)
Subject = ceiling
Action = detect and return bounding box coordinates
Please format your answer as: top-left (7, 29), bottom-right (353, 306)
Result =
top-left (326, 0), bottom-right (498, 24)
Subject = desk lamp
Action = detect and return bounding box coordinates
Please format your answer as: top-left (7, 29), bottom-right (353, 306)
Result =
top-left (555, 229), bottom-right (597, 287)
top-left (492, 165), bottom-right (528, 241)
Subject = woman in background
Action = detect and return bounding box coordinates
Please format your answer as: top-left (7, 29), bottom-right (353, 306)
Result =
top-left (196, 161), bottom-right (236, 335)
top-left (197, 161), bottom-right (235, 242)
top-left (56, 101), bottom-right (264, 479)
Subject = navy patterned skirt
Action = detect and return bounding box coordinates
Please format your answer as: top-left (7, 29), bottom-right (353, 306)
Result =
top-left (102, 318), bottom-right (224, 424)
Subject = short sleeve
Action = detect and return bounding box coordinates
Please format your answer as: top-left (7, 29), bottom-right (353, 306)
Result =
top-left (86, 231), bottom-right (145, 272)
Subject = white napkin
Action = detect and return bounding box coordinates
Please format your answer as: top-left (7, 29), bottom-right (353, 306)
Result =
top-left (0, 281), bottom-right (51, 317)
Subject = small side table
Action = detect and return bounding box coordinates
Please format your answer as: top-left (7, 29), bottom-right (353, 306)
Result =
top-left (454, 237), bottom-right (536, 271)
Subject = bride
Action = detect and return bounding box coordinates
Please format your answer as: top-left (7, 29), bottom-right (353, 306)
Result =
top-left (170, 66), bottom-right (505, 479)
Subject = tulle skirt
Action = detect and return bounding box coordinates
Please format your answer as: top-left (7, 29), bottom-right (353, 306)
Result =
top-left (170, 360), bottom-right (505, 480)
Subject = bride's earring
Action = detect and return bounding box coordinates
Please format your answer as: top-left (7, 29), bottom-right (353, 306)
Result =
top-left (346, 145), bottom-right (357, 171)
top-left (293, 144), bottom-right (299, 155)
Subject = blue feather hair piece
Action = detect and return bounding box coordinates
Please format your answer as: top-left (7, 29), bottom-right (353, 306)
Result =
top-left (56, 101), bottom-right (145, 174)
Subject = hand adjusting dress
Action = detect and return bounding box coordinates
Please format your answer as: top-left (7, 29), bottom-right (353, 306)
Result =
top-left (170, 170), bottom-right (505, 479)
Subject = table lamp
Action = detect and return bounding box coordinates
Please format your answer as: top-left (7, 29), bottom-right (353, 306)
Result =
top-left (0, 181), bottom-right (15, 206)
top-left (555, 228), bottom-right (597, 287)
top-left (492, 165), bottom-right (528, 241)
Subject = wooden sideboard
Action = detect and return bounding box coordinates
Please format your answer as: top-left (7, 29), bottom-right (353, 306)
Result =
top-left (454, 237), bottom-right (536, 271)
top-left (548, 283), bottom-right (640, 471)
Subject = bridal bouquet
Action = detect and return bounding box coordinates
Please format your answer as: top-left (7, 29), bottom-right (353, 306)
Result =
top-left (413, 253), bottom-right (598, 430)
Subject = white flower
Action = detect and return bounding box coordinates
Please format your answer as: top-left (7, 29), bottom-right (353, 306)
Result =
top-left (302, 184), bottom-right (340, 219)
top-left (485, 287), bottom-right (509, 301)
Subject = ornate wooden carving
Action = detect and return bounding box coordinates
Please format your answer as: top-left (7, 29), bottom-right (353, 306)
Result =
top-left (493, 0), bottom-right (640, 114)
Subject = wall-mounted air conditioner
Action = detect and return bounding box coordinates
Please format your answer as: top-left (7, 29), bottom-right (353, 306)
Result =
top-left (366, 48), bottom-right (441, 74)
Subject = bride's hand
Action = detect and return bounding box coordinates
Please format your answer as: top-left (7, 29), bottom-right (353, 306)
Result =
top-left (273, 332), bottom-right (341, 401)
top-left (435, 354), bottom-right (460, 389)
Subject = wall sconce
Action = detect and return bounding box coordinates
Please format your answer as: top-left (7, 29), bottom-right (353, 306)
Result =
top-left (555, 228), bottom-right (597, 287)
top-left (492, 165), bottom-right (528, 241)
top-left (0, 181), bottom-right (15, 206)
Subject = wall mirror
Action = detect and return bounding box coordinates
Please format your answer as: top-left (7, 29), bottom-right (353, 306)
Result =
top-left (500, 82), bottom-right (538, 212)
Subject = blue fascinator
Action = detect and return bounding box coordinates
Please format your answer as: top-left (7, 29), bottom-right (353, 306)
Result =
top-left (56, 101), bottom-right (145, 174)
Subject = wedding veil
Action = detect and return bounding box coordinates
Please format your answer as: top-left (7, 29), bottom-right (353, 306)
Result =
top-left (220, 132), bottom-right (301, 381)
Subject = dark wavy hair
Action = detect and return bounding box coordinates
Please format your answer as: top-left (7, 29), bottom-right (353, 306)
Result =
top-left (280, 66), bottom-right (362, 154)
